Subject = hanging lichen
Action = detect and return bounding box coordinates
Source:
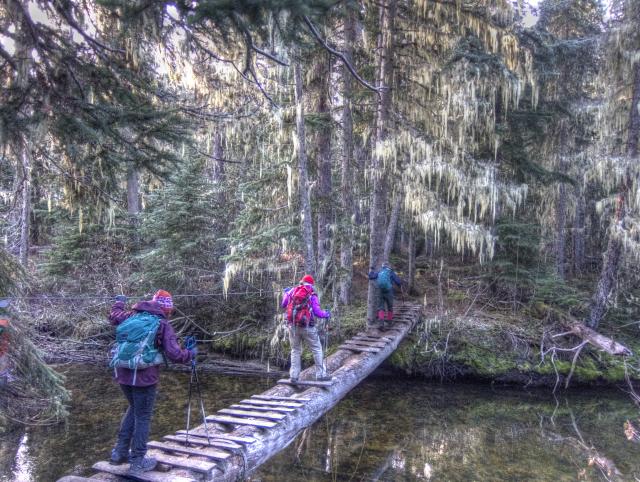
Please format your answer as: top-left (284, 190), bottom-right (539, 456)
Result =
top-left (376, 0), bottom-right (536, 262)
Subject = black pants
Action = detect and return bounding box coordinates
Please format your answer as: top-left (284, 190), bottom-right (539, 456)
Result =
top-left (377, 289), bottom-right (394, 312)
top-left (113, 384), bottom-right (157, 461)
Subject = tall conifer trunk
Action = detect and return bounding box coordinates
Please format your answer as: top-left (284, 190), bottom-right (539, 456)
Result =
top-left (18, 147), bottom-right (31, 266)
top-left (339, 10), bottom-right (356, 305)
top-left (295, 60), bottom-right (316, 274)
top-left (554, 178), bottom-right (567, 280)
top-left (316, 55), bottom-right (332, 274)
top-left (554, 127), bottom-right (568, 280)
top-left (367, 0), bottom-right (396, 322)
top-left (211, 131), bottom-right (225, 184)
top-left (407, 227), bottom-right (416, 294)
top-left (383, 191), bottom-right (403, 263)
top-left (572, 185), bottom-right (586, 276)
top-left (126, 168), bottom-right (141, 217)
top-left (9, 0), bottom-right (35, 266)
top-left (587, 61), bottom-right (640, 329)
top-left (628, 62), bottom-right (640, 157)
top-left (210, 130), bottom-right (227, 208)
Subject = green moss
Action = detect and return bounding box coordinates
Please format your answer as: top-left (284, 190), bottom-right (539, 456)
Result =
top-left (535, 360), bottom-right (570, 375)
top-left (573, 366), bottom-right (601, 382)
top-left (333, 301), bottom-right (368, 339)
top-left (452, 343), bottom-right (517, 376)
top-left (387, 342), bottom-right (418, 373)
top-left (603, 364), bottom-right (626, 382)
top-left (446, 290), bottom-right (468, 302)
top-left (385, 315), bottom-right (640, 386)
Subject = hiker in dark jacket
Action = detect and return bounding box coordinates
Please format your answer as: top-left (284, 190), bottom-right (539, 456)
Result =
top-left (281, 275), bottom-right (331, 383)
top-left (108, 289), bottom-right (194, 476)
top-left (368, 263), bottom-right (402, 328)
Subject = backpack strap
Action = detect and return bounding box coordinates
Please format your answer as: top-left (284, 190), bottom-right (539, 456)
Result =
top-left (300, 286), bottom-right (314, 326)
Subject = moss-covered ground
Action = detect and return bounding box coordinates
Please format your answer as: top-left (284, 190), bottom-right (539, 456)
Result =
top-left (198, 293), bottom-right (640, 387)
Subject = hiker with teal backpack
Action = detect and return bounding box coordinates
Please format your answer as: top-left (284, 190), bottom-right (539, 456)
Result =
top-left (368, 263), bottom-right (402, 329)
top-left (108, 290), bottom-right (195, 476)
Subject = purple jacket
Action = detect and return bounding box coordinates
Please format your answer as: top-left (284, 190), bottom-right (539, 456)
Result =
top-left (281, 283), bottom-right (329, 325)
top-left (109, 300), bottom-right (192, 387)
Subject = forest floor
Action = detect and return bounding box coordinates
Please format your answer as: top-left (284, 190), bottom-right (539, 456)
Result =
top-left (387, 258), bottom-right (640, 388)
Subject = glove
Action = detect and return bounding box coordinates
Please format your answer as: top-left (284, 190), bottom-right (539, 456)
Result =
top-left (114, 295), bottom-right (127, 303)
top-left (184, 335), bottom-right (197, 357)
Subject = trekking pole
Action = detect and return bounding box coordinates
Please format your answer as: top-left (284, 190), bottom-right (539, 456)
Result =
top-left (322, 316), bottom-right (330, 377)
top-left (185, 356), bottom-right (194, 445)
top-left (185, 336), bottom-right (211, 445)
top-left (325, 314), bottom-right (331, 351)
top-left (192, 361), bottom-right (212, 445)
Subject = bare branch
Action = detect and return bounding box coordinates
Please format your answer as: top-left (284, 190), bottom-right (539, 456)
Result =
top-left (252, 45), bottom-right (288, 66)
top-left (193, 148), bottom-right (243, 163)
top-left (53, 0), bottom-right (124, 55)
top-left (188, 28), bottom-right (277, 107)
top-left (564, 341), bottom-right (588, 389)
top-left (247, 65), bottom-right (277, 108)
top-left (302, 15), bottom-right (381, 94)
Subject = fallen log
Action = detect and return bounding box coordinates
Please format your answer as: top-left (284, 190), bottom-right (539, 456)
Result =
top-left (57, 303), bottom-right (423, 482)
top-left (569, 323), bottom-right (632, 356)
top-left (40, 336), bottom-right (285, 378)
top-left (201, 303), bottom-right (422, 481)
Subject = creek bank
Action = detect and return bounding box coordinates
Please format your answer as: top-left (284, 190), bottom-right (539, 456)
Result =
top-left (386, 312), bottom-right (640, 388)
top-left (36, 303), bottom-right (640, 389)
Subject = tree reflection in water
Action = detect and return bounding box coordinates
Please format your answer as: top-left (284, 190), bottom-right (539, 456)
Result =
top-left (0, 366), bottom-right (638, 481)
top-left (257, 379), bottom-right (640, 481)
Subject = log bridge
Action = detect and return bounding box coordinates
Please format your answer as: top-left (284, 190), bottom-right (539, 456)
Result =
top-left (58, 302), bottom-right (423, 482)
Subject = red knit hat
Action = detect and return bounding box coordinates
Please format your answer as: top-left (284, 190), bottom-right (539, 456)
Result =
top-left (153, 289), bottom-right (174, 315)
top-left (301, 275), bottom-right (315, 285)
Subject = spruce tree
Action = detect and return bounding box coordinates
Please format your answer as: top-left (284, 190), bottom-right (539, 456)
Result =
top-left (137, 157), bottom-right (222, 294)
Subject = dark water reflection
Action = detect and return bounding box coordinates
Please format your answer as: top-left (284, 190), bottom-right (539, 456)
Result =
top-left (0, 365), bottom-right (638, 481)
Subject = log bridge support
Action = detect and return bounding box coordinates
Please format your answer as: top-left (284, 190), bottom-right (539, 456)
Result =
top-left (57, 302), bottom-right (423, 482)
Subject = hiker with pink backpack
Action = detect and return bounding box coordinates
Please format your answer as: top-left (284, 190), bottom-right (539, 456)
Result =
top-left (281, 275), bottom-right (332, 383)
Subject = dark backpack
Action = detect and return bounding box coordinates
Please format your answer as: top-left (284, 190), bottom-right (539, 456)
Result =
top-left (377, 268), bottom-right (393, 292)
top-left (286, 285), bottom-right (314, 326)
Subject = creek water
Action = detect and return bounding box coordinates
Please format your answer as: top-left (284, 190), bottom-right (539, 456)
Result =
top-left (0, 365), bottom-right (639, 481)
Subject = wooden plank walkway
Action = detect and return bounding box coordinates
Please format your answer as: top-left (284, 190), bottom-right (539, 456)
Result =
top-left (58, 302), bottom-right (422, 481)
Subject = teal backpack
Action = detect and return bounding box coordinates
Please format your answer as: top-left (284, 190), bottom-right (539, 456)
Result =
top-left (377, 267), bottom-right (393, 292)
top-left (109, 311), bottom-right (165, 383)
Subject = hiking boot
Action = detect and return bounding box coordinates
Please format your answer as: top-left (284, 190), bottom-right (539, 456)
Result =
top-left (290, 377), bottom-right (299, 384)
top-left (128, 457), bottom-right (157, 475)
top-left (109, 448), bottom-right (129, 465)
